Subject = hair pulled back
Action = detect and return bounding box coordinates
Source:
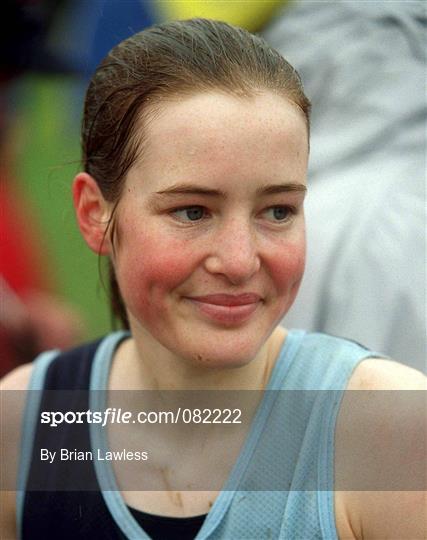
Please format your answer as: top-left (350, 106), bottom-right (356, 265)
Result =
top-left (81, 18), bottom-right (311, 329)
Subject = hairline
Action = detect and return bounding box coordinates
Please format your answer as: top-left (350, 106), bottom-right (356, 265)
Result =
top-left (129, 85), bottom-right (310, 175)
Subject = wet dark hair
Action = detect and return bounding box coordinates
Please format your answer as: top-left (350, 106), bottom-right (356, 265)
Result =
top-left (81, 18), bottom-right (311, 329)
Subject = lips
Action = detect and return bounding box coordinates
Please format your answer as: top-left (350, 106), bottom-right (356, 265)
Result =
top-left (185, 293), bottom-right (262, 325)
top-left (189, 293), bottom-right (262, 306)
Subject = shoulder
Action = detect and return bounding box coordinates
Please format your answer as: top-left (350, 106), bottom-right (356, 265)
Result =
top-left (0, 363), bottom-right (34, 458)
top-left (336, 358), bottom-right (426, 539)
top-left (0, 363), bottom-right (33, 391)
top-left (0, 364), bottom-right (34, 540)
top-left (347, 356), bottom-right (426, 390)
top-left (288, 332), bottom-right (380, 390)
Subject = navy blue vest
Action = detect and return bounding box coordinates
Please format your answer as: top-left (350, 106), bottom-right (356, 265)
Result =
top-left (21, 339), bottom-right (127, 540)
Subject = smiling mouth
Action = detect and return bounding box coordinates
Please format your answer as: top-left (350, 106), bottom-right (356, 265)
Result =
top-left (189, 293), bottom-right (262, 305)
top-left (185, 293), bottom-right (262, 325)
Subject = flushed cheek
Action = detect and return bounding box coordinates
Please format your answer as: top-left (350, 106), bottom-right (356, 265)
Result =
top-left (268, 239), bottom-right (306, 312)
top-left (116, 235), bottom-right (198, 322)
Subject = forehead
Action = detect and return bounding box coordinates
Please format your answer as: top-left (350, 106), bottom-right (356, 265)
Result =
top-left (130, 91), bottom-right (308, 189)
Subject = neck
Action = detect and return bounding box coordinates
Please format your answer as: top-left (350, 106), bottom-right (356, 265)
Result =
top-left (109, 325), bottom-right (287, 391)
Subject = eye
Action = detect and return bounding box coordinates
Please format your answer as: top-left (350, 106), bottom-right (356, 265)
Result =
top-left (263, 205), bottom-right (295, 222)
top-left (171, 206), bottom-right (208, 222)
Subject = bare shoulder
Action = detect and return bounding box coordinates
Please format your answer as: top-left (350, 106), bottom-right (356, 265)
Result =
top-left (0, 363), bottom-right (34, 446)
top-left (0, 363), bottom-right (34, 391)
top-left (347, 356), bottom-right (426, 390)
top-left (0, 364), bottom-right (34, 540)
top-left (336, 357), bottom-right (426, 540)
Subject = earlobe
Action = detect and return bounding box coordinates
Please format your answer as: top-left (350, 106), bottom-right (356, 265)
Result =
top-left (72, 172), bottom-right (112, 255)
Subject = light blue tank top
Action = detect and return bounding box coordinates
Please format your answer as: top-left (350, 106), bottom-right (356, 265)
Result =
top-left (20, 329), bottom-right (378, 539)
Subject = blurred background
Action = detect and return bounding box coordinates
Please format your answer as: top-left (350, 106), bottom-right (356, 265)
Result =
top-left (1, 0), bottom-right (425, 375)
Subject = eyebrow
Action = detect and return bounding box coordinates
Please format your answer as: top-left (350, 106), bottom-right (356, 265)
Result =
top-left (155, 183), bottom-right (307, 197)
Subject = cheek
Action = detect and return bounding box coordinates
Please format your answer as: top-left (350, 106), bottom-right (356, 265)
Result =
top-left (269, 237), bottom-right (306, 297)
top-left (117, 234), bottom-right (197, 317)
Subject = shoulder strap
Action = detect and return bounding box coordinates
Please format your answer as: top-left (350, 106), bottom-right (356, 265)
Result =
top-left (282, 332), bottom-right (382, 390)
top-left (16, 350), bottom-right (59, 539)
top-left (16, 338), bottom-right (104, 539)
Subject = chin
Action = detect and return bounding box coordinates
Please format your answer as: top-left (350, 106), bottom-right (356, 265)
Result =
top-left (165, 318), bottom-right (277, 371)
top-left (183, 340), bottom-right (264, 370)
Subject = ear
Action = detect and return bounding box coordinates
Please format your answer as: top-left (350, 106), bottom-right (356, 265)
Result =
top-left (72, 172), bottom-right (112, 255)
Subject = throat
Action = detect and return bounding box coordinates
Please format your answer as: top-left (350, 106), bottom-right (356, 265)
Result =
top-left (109, 327), bottom-right (286, 391)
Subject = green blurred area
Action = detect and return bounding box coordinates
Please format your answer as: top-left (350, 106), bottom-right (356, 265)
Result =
top-left (12, 75), bottom-right (110, 340)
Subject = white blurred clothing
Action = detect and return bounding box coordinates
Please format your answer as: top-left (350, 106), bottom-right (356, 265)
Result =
top-left (264, 1), bottom-right (426, 371)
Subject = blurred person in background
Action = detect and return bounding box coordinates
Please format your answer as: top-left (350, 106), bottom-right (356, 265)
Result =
top-left (0, 0), bottom-right (83, 376)
top-left (264, 1), bottom-right (426, 372)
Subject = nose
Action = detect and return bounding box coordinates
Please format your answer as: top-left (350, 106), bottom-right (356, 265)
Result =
top-left (204, 218), bottom-right (261, 285)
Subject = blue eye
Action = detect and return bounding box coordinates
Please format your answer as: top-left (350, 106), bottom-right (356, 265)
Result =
top-left (264, 206), bottom-right (294, 221)
top-left (172, 206), bottom-right (206, 222)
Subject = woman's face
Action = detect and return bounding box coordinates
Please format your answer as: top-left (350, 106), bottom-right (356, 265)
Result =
top-left (113, 91), bottom-right (308, 368)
